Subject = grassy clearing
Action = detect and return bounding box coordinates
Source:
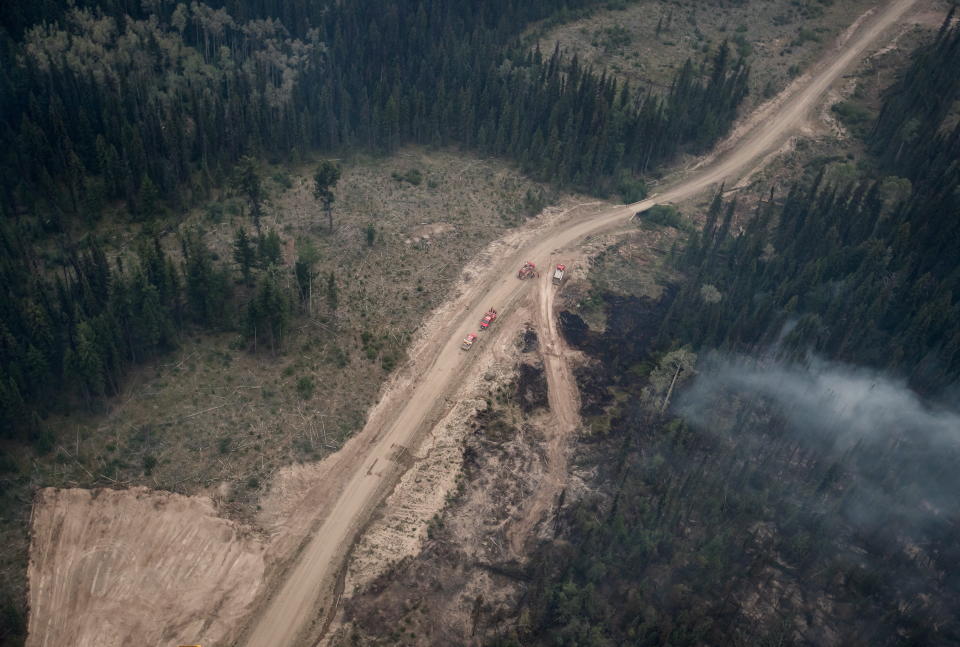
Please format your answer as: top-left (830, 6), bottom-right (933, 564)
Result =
top-left (564, 224), bottom-right (678, 336)
top-left (529, 0), bottom-right (880, 108)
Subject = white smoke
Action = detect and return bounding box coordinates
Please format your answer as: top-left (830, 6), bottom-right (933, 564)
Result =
top-left (677, 353), bottom-right (960, 451)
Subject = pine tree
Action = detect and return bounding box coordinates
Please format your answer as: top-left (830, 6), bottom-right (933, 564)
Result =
top-left (135, 173), bottom-right (160, 220)
top-left (233, 228), bottom-right (256, 284)
top-left (257, 229), bottom-right (282, 268)
top-left (234, 156), bottom-right (264, 229)
top-left (313, 161), bottom-right (342, 232)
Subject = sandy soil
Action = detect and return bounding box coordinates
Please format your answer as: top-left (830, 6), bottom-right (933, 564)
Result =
top-left (26, 488), bottom-right (264, 647)
top-left (341, 328), bottom-right (513, 594)
top-left (24, 1), bottom-right (922, 645)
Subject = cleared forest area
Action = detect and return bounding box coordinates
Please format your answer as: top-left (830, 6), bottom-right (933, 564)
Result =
top-left (533, 0), bottom-right (886, 106)
top-left (0, 149), bottom-right (563, 645)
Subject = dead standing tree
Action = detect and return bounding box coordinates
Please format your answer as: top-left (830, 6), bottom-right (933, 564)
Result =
top-left (641, 348), bottom-right (698, 414)
top-left (313, 160), bottom-right (342, 232)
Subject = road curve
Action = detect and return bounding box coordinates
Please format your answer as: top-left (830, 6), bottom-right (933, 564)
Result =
top-left (238, 1), bottom-right (918, 644)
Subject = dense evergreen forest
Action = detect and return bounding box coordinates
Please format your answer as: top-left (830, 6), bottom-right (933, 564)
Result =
top-left (0, 0), bottom-right (749, 445)
top-left (504, 16), bottom-right (960, 646)
top-left (0, 0), bottom-right (747, 225)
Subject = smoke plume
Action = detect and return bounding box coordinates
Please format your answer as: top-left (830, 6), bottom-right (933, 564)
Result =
top-left (678, 353), bottom-right (960, 450)
top-left (676, 352), bottom-right (960, 520)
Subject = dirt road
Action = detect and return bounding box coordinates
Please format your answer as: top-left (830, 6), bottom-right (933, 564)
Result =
top-left (238, 1), bottom-right (918, 644)
top-left (504, 259), bottom-right (584, 556)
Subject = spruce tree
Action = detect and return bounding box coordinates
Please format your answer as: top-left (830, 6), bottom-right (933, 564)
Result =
top-left (313, 161), bottom-right (342, 232)
top-left (233, 228), bottom-right (256, 284)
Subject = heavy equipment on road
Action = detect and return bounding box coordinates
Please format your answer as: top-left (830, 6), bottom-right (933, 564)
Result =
top-left (517, 261), bottom-right (538, 279)
top-left (480, 308), bottom-right (498, 330)
top-left (552, 264), bottom-right (566, 285)
top-left (461, 333), bottom-right (478, 350)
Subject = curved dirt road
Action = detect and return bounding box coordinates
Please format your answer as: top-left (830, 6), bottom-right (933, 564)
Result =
top-left (238, 1), bottom-right (917, 644)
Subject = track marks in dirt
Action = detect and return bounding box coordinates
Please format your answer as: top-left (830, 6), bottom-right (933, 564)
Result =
top-left (504, 260), bottom-right (583, 557)
top-left (26, 488), bottom-right (264, 647)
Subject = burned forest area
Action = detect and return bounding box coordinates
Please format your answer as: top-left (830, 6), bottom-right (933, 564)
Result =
top-left (1, 0), bottom-right (960, 646)
top-left (487, 15), bottom-right (960, 646)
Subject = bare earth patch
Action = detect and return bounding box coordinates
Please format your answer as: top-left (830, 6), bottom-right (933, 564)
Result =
top-left (26, 488), bottom-right (264, 647)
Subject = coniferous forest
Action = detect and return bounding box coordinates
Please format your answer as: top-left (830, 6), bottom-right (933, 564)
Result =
top-left (0, 0), bottom-right (749, 446)
top-left (504, 17), bottom-right (960, 646)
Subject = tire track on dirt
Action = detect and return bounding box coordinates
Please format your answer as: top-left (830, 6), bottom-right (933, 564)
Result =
top-left (505, 256), bottom-right (582, 556)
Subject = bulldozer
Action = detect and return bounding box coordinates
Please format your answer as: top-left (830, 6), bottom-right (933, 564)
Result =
top-left (517, 261), bottom-right (538, 279)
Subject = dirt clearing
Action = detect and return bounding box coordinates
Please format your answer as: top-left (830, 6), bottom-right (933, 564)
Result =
top-left (26, 488), bottom-right (264, 647)
top-left (330, 324), bottom-right (566, 645)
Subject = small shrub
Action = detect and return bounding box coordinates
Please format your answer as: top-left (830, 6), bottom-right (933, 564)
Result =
top-left (733, 34), bottom-right (752, 58)
top-left (271, 171), bottom-right (292, 189)
top-left (392, 168), bottom-right (423, 185)
top-left (792, 27), bottom-right (821, 46)
top-left (296, 376), bottom-right (316, 400)
top-left (405, 168), bottom-right (423, 185)
top-left (142, 454), bottom-right (157, 475)
top-left (523, 187), bottom-right (548, 216)
top-left (832, 101), bottom-right (871, 126)
top-left (617, 173), bottom-right (648, 203)
top-left (382, 352), bottom-right (398, 372)
top-left (639, 204), bottom-right (692, 232)
top-left (593, 24), bottom-right (632, 53)
top-left (205, 203), bottom-right (224, 224)
top-left (328, 345), bottom-right (349, 368)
